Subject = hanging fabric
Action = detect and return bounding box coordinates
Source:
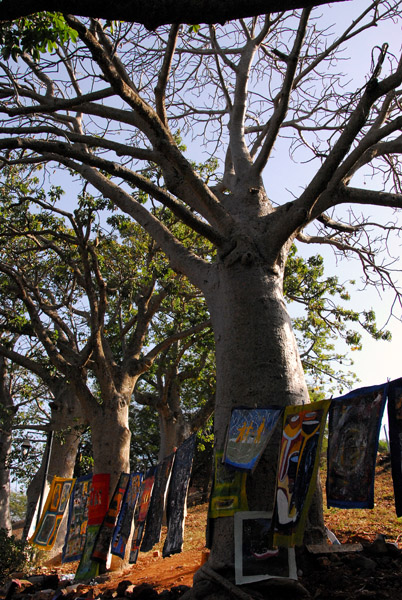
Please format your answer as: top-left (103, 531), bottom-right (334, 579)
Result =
top-left (327, 383), bottom-right (386, 509)
top-left (273, 399), bottom-right (330, 547)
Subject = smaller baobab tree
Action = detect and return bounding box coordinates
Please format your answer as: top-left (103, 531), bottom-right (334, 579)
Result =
top-left (0, 180), bottom-right (212, 492)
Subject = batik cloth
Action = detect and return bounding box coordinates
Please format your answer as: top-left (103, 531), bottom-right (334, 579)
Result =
top-left (111, 472), bottom-right (143, 559)
top-left (209, 450), bottom-right (248, 519)
top-left (386, 378), bottom-right (402, 515)
top-left (163, 434), bottom-right (197, 557)
top-left (74, 473), bottom-right (110, 581)
top-left (30, 476), bottom-right (75, 551)
top-left (141, 452), bottom-right (175, 552)
top-left (129, 468), bottom-right (155, 564)
top-left (327, 384), bottom-right (386, 509)
top-left (62, 474), bottom-right (92, 563)
top-left (224, 407), bottom-right (283, 471)
top-left (92, 473), bottom-right (130, 563)
top-left (273, 400), bottom-right (330, 547)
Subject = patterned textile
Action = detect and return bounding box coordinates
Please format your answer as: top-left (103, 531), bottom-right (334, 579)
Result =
top-left (62, 474), bottom-right (92, 563)
top-left (209, 450), bottom-right (248, 519)
top-left (224, 407), bottom-right (282, 471)
top-left (327, 384), bottom-right (386, 509)
top-left (30, 476), bottom-right (75, 551)
top-left (163, 434), bottom-right (196, 558)
top-left (273, 400), bottom-right (330, 547)
top-left (74, 473), bottom-right (110, 582)
top-left (129, 468), bottom-right (155, 564)
top-left (141, 453), bottom-right (175, 552)
top-left (386, 378), bottom-right (402, 515)
top-left (92, 473), bottom-right (130, 563)
top-left (111, 472), bottom-right (143, 559)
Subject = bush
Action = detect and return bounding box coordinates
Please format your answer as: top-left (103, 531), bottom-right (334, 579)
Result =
top-left (0, 528), bottom-right (28, 584)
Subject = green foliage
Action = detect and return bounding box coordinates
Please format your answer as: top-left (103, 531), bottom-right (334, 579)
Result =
top-left (0, 528), bottom-right (28, 583)
top-left (129, 405), bottom-right (160, 471)
top-left (9, 492), bottom-right (26, 522)
top-left (0, 13), bottom-right (78, 60)
top-left (284, 245), bottom-right (391, 394)
top-left (378, 439), bottom-right (390, 454)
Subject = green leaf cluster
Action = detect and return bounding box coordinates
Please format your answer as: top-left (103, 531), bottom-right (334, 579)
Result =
top-left (0, 12), bottom-right (78, 60)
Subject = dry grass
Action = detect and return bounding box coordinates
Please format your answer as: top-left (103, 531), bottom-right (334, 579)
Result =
top-left (322, 454), bottom-right (401, 545)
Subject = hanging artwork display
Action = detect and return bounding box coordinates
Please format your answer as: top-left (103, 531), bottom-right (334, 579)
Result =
top-left (387, 378), bottom-right (402, 516)
top-left (30, 476), bottom-right (75, 551)
top-left (92, 472), bottom-right (130, 563)
top-left (224, 407), bottom-right (283, 471)
top-left (163, 434), bottom-right (196, 558)
top-left (141, 452), bottom-right (175, 552)
top-left (74, 473), bottom-right (110, 582)
top-left (274, 400), bottom-right (330, 547)
top-left (234, 511), bottom-right (297, 585)
top-left (327, 384), bottom-right (386, 509)
top-left (111, 472), bottom-right (143, 559)
top-left (129, 468), bottom-right (155, 564)
top-left (209, 450), bottom-right (248, 519)
top-left (62, 474), bottom-right (92, 563)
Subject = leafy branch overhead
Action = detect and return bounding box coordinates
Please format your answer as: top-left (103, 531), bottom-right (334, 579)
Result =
top-left (0, 0), bottom-right (347, 30)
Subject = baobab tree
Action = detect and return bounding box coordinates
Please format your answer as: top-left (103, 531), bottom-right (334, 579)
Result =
top-left (0, 1), bottom-right (401, 594)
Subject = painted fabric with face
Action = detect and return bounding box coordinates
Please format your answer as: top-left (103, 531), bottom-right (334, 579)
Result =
top-left (387, 378), bottom-right (402, 516)
top-left (273, 400), bottom-right (330, 547)
top-left (327, 384), bottom-right (386, 509)
top-left (30, 476), bottom-right (75, 551)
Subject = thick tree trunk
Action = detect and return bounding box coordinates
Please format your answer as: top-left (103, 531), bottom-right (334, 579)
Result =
top-left (0, 357), bottom-right (14, 534)
top-left (0, 429), bottom-right (12, 534)
top-left (89, 400), bottom-right (131, 494)
top-left (157, 400), bottom-right (189, 461)
top-left (23, 385), bottom-right (84, 545)
top-left (203, 260), bottom-right (322, 572)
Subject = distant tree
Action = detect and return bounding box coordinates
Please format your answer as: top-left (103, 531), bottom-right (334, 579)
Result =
top-left (0, 187), bottom-right (211, 491)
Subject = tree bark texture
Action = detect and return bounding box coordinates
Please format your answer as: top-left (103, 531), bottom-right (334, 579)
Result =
top-left (23, 385), bottom-right (84, 547)
top-left (0, 429), bottom-right (12, 534)
top-left (0, 357), bottom-right (14, 534)
top-left (157, 390), bottom-right (190, 461)
top-left (204, 259), bottom-right (317, 569)
top-left (89, 400), bottom-right (131, 494)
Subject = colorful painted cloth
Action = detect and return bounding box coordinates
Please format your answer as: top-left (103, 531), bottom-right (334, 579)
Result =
top-left (62, 474), bottom-right (92, 563)
top-left (274, 400), bottom-right (330, 547)
top-left (129, 468), bottom-right (155, 564)
top-left (92, 473), bottom-right (130, 563)
top-left (141, 453), bottom-right (175, 552)
top-left (224, 407), bottom-right (283, 471)
top-left (111, 472), bottom-right (143, 559)
top-left (30, 476), bottom-right (75, 551)
top-left (163, 434), bottom-right (196, 557)
top-left (327, 384), bottom-right (386, 509)
top-left (386, 378), bottom-right (402, 515)
top-left (209, 450), bottom-right (248, 519)
top-left (74, 473), bottom-right (110, 581)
